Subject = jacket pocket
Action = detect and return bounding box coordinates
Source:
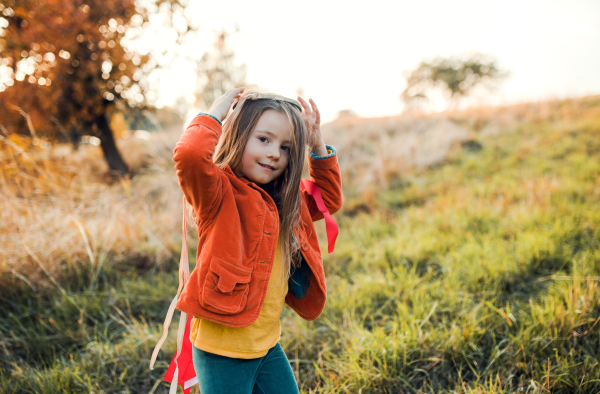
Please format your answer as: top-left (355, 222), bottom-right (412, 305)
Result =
top-left (202, 256), bottom-right (253, 315)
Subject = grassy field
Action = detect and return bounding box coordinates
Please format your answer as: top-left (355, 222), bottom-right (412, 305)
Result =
top-left (1, 96), bottom-right (599, 393)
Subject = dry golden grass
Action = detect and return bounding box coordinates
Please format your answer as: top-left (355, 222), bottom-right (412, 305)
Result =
top-left (322, 114), bottom-right (470, 194)
top-left (0, 127), bottom-right (186, 292)
top-left (3, 94), bottom-right (599, 292)
top-left (323, 95), bottom-right (600, 197)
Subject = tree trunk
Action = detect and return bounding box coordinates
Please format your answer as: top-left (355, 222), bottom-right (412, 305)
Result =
top-left (95, 113), bottom-right (129, 175)
top-left (70, 124), bottom-right (80, 151)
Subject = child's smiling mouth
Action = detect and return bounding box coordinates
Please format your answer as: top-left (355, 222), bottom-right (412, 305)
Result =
top-left (259, 163), bottom-right (276, 171)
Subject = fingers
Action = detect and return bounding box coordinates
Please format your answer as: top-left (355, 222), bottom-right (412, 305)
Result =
top-left (230, 87), bottom-right (245, 98)
top-left (227, 87), bottom-right (245, 107)
top-left (223, 87), bottom-right (244, 101)
top-left (298, 96), bottom-right (311, 116)
top-left (209, 88), bottom-right (245, 121)
top-left (309, 98), bottom-right (320, 125)
top-left (298, 96), bottom-right (320, 124)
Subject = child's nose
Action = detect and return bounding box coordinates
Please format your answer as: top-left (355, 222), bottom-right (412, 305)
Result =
top-left (267, 146), bottom-right (280, 159)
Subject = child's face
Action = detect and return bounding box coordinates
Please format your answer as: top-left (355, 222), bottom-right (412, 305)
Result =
top-left (234, 109), bottom-right (292, 185)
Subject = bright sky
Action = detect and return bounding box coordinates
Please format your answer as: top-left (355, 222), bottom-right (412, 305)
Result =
top-left (151, 0), bottom-right (600, 123)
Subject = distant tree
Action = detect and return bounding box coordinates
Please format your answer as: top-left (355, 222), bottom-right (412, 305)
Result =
top-left (0, 0), bottom-right (195, 174)
top-left (194, 29), bottom-right (247, 111)
top-left (401, 52), bottom-right (507, 110)
top-left (336, 109), bottom-right (358, 119)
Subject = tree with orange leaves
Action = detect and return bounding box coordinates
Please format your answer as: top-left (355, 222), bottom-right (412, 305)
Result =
top-left (0, 0), bottom-right (194, 174)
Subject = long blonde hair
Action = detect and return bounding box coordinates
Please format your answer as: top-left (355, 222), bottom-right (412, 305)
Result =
top-left (188, 92), bottom-right (308, 280)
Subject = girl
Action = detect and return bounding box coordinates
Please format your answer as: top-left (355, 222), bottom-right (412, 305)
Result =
top-left (172, 87), bottom-right (342, 393)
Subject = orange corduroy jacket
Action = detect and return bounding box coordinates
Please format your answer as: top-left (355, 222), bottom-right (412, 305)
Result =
top-left (173, 115), bottom-right (343, 327)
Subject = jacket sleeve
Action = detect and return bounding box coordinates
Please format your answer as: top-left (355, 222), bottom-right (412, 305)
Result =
top-left (172, 115), bottom-right (224, 220)
top-left (303, 147), bottom-right (343, 221)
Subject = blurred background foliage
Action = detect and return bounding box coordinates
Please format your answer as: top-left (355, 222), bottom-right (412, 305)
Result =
top-left (0, 0), bottom-right (197, 174)
top-left (1, 1), bottom-right (599, 393)
top-left (194, 28), bottom-right (247, 112)
top-left (401, 52), bottom-right (507, 111)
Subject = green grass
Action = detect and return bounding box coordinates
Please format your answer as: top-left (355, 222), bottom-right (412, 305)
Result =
top-left (0, 264), bottom-right (183, 393)
top-left (1, 97), bottom-right (600, 393)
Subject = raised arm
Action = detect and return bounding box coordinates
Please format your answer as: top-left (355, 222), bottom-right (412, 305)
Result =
top-left (297, 97), bottom-right (343, 220)
top-left (173, 88), bottom-right (245, 220)
top-left (303, 146), bottom-right (343, 221)
top-left (172, 115), bottom-right (225, 220)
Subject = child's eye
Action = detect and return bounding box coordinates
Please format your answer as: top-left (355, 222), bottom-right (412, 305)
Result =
top-left (281, 145), bottom-right (290, 152)
top-left (258, 136), bottom-right (269, 143)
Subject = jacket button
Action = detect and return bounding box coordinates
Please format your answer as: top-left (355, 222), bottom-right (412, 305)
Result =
top-left (301, 242), bottom-right (308, 251)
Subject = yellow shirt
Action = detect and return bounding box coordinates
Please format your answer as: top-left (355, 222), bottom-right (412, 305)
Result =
top-left (190, 242), bottom-right (288, 359)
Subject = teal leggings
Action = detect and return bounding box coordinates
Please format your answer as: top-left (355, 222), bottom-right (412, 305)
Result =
top-left (192, 343), bottom-right (300, 394)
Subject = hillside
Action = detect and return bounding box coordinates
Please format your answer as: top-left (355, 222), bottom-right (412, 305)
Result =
top-left (1, 95), bottom-right (599, 393)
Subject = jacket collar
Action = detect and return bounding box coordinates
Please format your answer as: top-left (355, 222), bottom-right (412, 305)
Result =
top-left (223, 165), bottom-right (278, 211)
top-left (222, 165), bottom-right (306, 239)
top-left (223, 164), bottom-right (255, 187)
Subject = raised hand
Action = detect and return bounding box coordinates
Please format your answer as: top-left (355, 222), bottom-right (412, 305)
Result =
top-left (209, 87), bottom-right (245, 122)
top-left (298, 97), bottom-right (328, 157)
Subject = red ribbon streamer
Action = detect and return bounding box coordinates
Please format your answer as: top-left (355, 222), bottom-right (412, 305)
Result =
top-left (301, 179), bottom-right (339, 253)
top-left (164, 316), bottom-right (197, 393)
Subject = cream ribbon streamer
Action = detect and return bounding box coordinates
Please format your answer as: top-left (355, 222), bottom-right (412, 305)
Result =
top-left (149, 195), bottom-right (191, 392)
